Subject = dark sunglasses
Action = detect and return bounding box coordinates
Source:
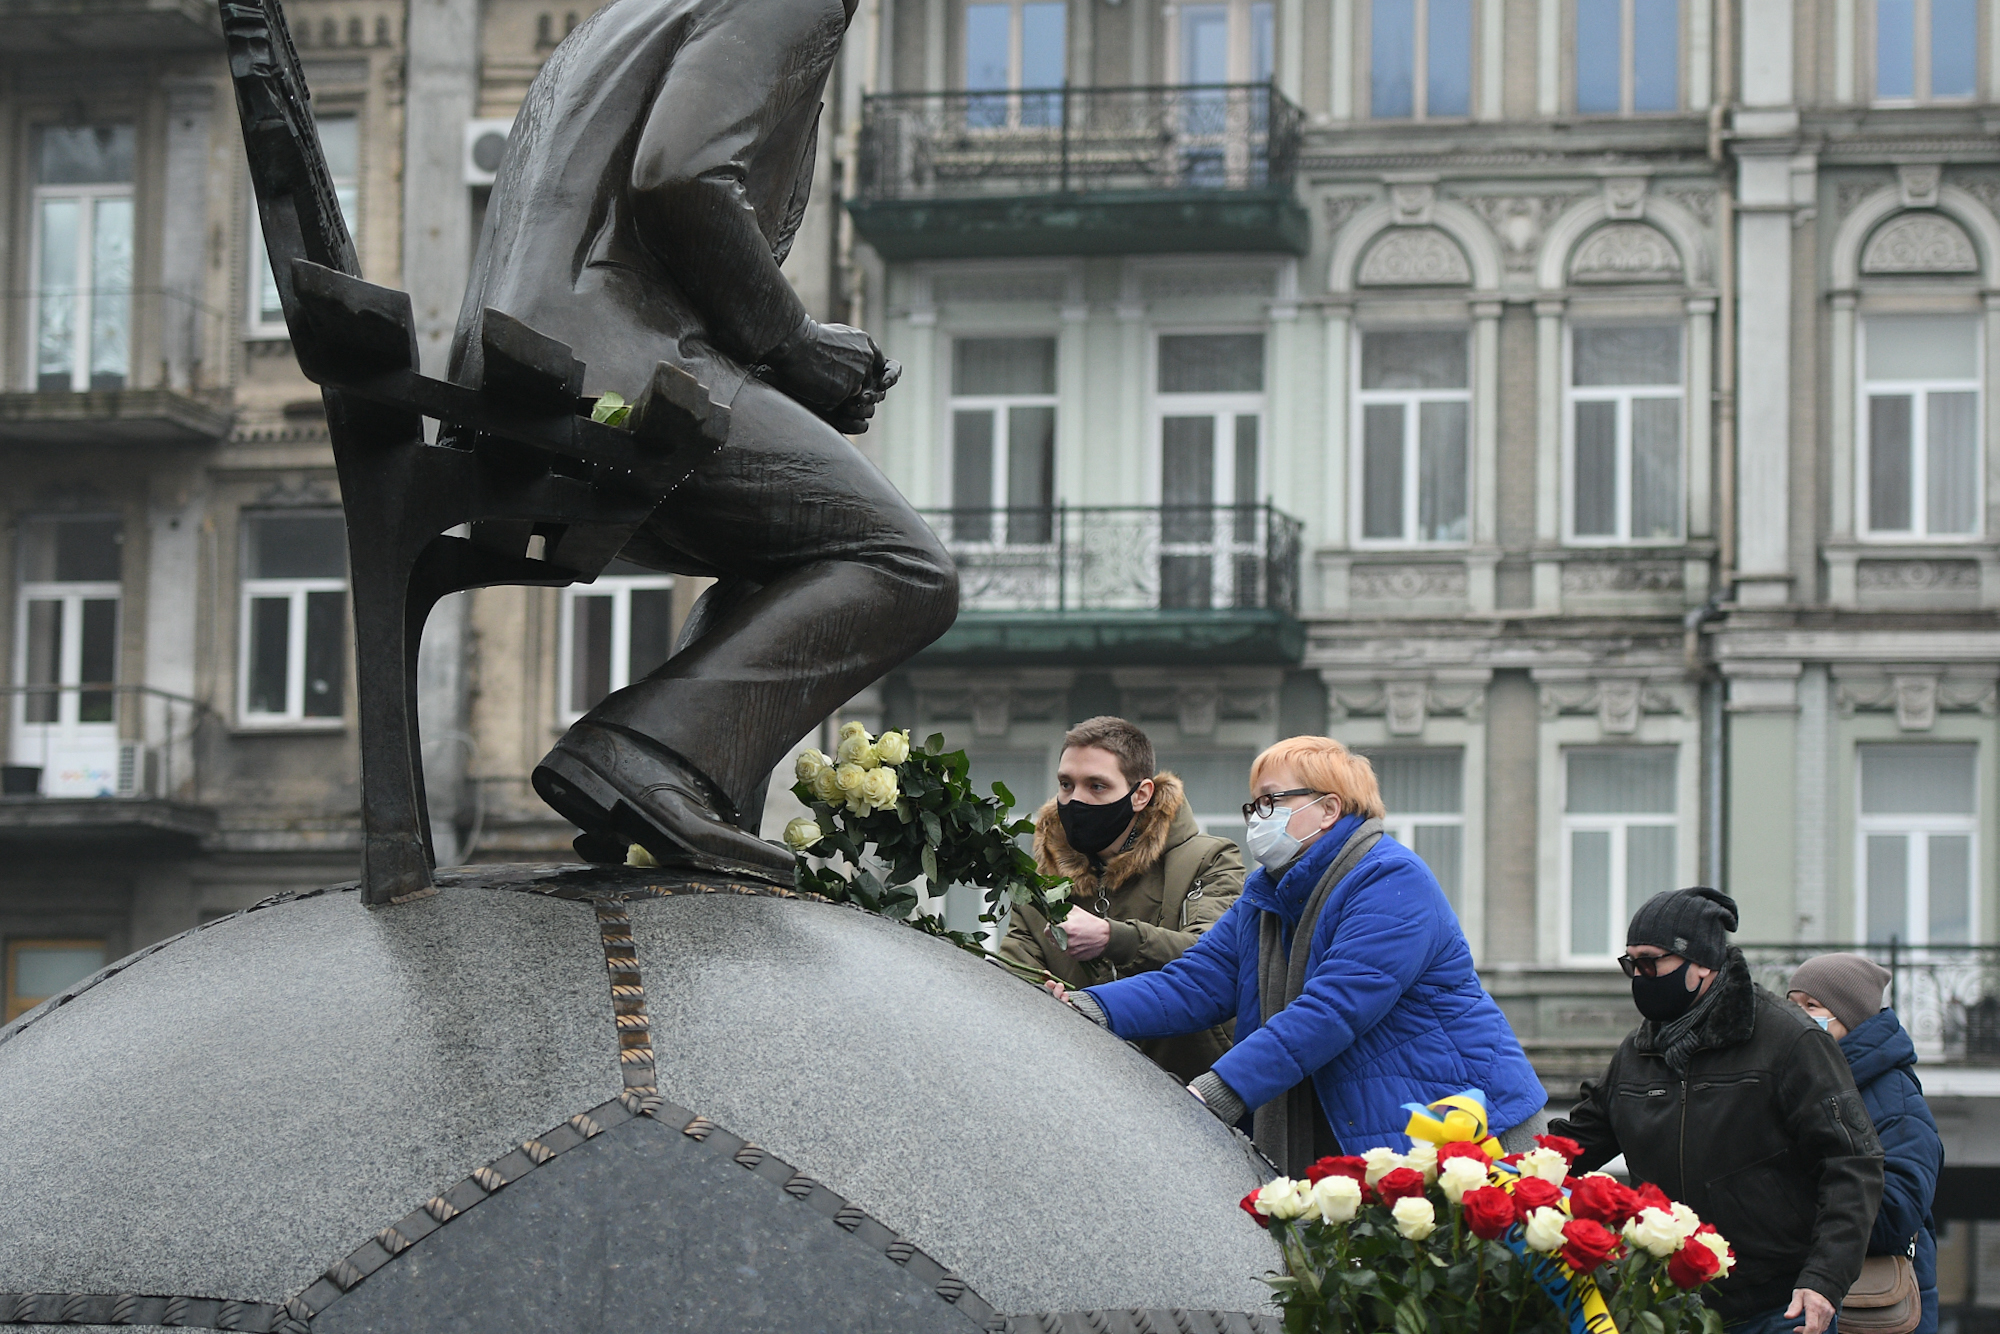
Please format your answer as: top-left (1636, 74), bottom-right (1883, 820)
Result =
top-left (1617, 954), bottom-right (1682, 979)
top-left (1243, 788), bottom-right (1321, 820)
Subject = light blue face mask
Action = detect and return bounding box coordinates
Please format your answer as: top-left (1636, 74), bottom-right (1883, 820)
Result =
top-left (1811, 1014), bottom-right (1833, 1032)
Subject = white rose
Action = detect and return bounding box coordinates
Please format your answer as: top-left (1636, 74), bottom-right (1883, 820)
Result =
top-left (1361, 1147), bottom-right (1407, 1185)
top-left (875, 730), bottom-right (911, 765)
top-left (782, 817), bottom-right (824, 851)
top-left (1693, 1230), bottom-right (1734, 1277)
top-left (1523, 1206), bottom-right (1568, 1255)
top-left (1438, 1156), bottom-right (1489, 1204)
top-left (834, 762), bottom-right (868, 794)
top-left (1516, 1147), bottom-right (1570, 1186)
top-left (858, 766), bottom-right (899, 811)
top-left (836, 732), bottom-right (879, 768)
top-left (1309, 1173), bottom-right (1363, 1224)
top-left (1669, 1202), bottom-right (1702, 1240)
top-left (795, 748), bottom-right (831, 782)
top-left (1404, 1141), bottom-right (1439, 1183)
top-left (839, 720), bottom-right (869, 740)
top-left (1622, 1207), bottom-right (1684, 1259)
top-left (1391, 1196), bottom-right (1437, 1241)
top-left (1255, 1179), bottom-right (1312, 1222)
top-left (810, 767), bottom-right (845, 805)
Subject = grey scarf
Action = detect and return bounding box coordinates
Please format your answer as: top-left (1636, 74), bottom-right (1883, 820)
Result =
top-left (1653, 973), bottom-right (1727, 1074)
top-left (1252, 819), bottom-right (1383, 1178)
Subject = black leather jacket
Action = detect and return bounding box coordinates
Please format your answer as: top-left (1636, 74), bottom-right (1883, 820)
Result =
top-left (1552, 950), bottom-right (1885, 1321)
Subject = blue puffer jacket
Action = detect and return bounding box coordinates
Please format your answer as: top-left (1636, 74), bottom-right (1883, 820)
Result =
top-left (1840, 1008), bottom-right (1941, 1334)
top-left (1083, 815), bottom-right (1545, 1151)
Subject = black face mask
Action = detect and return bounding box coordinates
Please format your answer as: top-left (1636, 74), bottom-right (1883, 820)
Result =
top-left (1058, 790), bottom-right (1135, 856)
top-left (1631, 961), bottom-right (1701, 1022)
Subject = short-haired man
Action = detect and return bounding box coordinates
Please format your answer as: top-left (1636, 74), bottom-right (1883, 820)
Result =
top-left (1552, 889), bottom-right (1885, 1334)
top-left (999, 716), bottom-right (1244, 1082)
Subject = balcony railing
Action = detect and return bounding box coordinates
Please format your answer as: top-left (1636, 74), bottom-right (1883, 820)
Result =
top-left (0, 684), bottom-right (213, 802)
top-left (1741, 942), bottom-right (2000, 1065)
top-left (920, 504), bottom-right (1301, 616)
top-left (857, 82), bottom-right (1304, 203)
top-left (0, 288), bottom-right (232, 443)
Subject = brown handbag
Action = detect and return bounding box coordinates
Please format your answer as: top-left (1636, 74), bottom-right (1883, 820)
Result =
top-left (1840, 1251), bottom-right (1922, 1334)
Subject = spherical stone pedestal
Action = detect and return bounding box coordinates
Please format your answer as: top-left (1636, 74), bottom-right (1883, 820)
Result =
top-left (0, 865), bottom-right (1280, 1333)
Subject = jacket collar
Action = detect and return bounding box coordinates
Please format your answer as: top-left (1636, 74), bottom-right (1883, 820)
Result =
top-left (1032, 772), bottom-right (1192, 897)
top-left (1240, 812), bottom-right (1368, 924)
top-left (1635, 947), bottom-right (1758, 1055)
top-left (1840, 1007), bottom-right (1917, 1086)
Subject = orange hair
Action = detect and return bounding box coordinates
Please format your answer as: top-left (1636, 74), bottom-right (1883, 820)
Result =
top-left (1249, 736), bottom-right (1385, 820)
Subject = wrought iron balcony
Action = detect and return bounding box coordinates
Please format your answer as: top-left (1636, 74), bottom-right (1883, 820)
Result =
top-left (850, 83), bottom-right (1310, 260)
top-left (915, 504), bottom-right (1304, 665)
top-left (1742, 942), bottom-right (2000, 1065)
top-left (0, 684), bottom-right (217, 845)
top-left (0, 287), bottom-right (232, 445)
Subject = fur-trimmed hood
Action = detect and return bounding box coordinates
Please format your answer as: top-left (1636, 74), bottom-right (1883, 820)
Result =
top-left (1634, 946), bottom-right (1760, 1055)
top-left (1032, 772), bottom-right (1195, 897)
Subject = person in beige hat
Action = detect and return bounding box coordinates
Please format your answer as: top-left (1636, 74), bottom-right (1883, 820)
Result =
top-left (1788, 955), bottom-right (1942, 1334)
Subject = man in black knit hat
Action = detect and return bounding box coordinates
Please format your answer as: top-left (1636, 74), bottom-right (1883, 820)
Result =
top-left (1552, 888), bottom-right (1883, 1334)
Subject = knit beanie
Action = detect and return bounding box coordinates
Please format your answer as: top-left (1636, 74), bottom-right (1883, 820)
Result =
top-left (1787, 954), bottom-right (1892, 1033)
top-left (1625, 887), bottom-right (1739, 969)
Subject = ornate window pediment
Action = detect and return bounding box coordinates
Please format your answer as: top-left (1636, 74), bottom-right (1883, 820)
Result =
top-left (1861, 212), bottom-right (1979, 275)
top-left (1568, 222), bottom-right (1682, 284)
top-left (1357, 227), bottom-right (1471, 287)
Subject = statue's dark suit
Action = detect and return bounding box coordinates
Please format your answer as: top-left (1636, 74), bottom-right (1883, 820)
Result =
top-left (452, 0), bottom-right (957, 877)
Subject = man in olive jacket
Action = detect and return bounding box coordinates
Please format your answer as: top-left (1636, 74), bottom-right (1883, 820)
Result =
top-left (1553, 889), bottom-right (1883, 1334)
top-left (999, 717), bottom-right (1243, 1083)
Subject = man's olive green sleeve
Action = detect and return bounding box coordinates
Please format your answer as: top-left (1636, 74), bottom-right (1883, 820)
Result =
top-left (1102, 839), bottom-right (1246, 973)
top-left (998, 902), bottom-right (1052, 972)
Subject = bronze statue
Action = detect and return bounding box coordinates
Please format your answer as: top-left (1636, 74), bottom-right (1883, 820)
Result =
top-left (457, 0), bottom-right (957, 881)
top-left (221, 0), bottom-right (954, 902)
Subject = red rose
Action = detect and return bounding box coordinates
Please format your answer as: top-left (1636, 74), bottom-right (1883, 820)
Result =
top-left (1438, 1141), bottom-right (1494, 1170)
top-left (1307, 1155), bottom-right (1370, 1185)
top-left (1376, 1167), bottom-right (1427, 1205)
top-left (1511, 1176), bottom-right (1563, 1221)
top-left (1668, 1239), bottom-right (1723, 1289)
top-left (1567, 1174), bottom-right (1642, 1227)
top-left (1534, 1134), bottom-right (1585, 1165)
top-left (1633, 1182), bottom-right (1674, 1214)
top-left (1239, 1189), bottom-right (1271, 1229)
top-left (1461, 1185), bottom-right (1517, 1240)
top-left (1559, 1218), bottom-right (1624, 1273)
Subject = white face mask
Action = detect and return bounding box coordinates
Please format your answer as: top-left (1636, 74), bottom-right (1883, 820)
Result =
top-left (1244, 794), bottom-right (1330, 872)
top-left (1811, 1013), bottom-right (1833, 1032)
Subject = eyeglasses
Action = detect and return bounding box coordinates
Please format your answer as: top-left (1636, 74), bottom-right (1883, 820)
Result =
top-left (1617, 954), bottom-right (1681, 979)
top-left (1243, 789), bottom-right (1322, 820)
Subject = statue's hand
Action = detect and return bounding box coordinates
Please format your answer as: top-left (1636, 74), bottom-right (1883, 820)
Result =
top-left (762, 319), bottom-right (884, 413)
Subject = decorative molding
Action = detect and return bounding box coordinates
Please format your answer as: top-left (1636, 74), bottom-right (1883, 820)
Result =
top-left (1538, 678), bottom-right (1692, 726)
top-left (1860, 213), bottom-right (1979, 274)
top-left (1325, 679), bottom-right (1486, 732)
top-left (1834, 672), bottom-right (1998, 728)
top-left (1349, 563), bottom-right (1469, 601)
top-left (1388, 181), bottom-right (1437, 225)
top-left (1559, 561), bottom-right (1684, 595)
top-left (1659, 187), bottom-right (1717, 228)
top-left (1466, 193), bottom-right (1590, 272)
top-left (1323, 193), bottom-right (1376, 238)
top-left (1120, 677), bottom-right (1277, 733)
top-left (1136, 263), bottom-right (1280, 301)
top-left (253, 476), bottom-right (339, 508)
top-left (1569, 223), bottom-right (1683, 284)
top-left (1899, 164), bottom-right (1942, 208)
top-left (1855, 559), bottom-right (1979, 593)
top-left (1953, 176), bottom-right (2000, 221)
top-left (1836, 180), bottom-right (1892, 222)
top-left (1357, 228), bottom-right (1471, 286)
top-left (931, 272), bottom-right (1067, 304)
top-left (1602, 176), bottom-right (1647, 220)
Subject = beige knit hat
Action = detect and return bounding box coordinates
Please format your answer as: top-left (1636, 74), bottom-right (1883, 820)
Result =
top-left (1787, 953), bottom-right (1892, 1033)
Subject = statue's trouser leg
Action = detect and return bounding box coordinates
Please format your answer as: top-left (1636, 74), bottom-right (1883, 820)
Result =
top-left (570, 377), bottom-right (959, 817)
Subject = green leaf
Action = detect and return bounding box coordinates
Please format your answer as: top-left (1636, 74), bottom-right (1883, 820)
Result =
top-left (1393, 1293), bottom-right (1427, 1334)
top-left (921, 845), bottom-right (938, 887)
top-left (921, 809), bottom-right (943, 846)
top-left (991, 780), bottom-right (1015, 807)
top-left (1637, 1313), bottom-right (1666, 1334)
top-left (926, 732), bottom-right (946, 754)
top-left (589, 391), bottom-right (631, 426)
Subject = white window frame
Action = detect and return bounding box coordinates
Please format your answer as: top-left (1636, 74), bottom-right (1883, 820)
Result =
top-left (1858, 318), bottom-right (1984, 541)
top-left (1855, 746), bottom-right (1980, 947)
top-left (28, 179), bottom-right (133, 393)
top-left (237, 515), bottom-right (348, 728)
top-left (1559, 748), bottom-right (1678, 964)
top-left (946, 334), bottom-right (1059, 548)
top-left (962, 0), bottom-right (1067, 92)
top-left (1373, 747), bottom-right (1467, 912)
top-left (558, 571), bottom-right (677, 724)
top-left (1366, 0), bottom-right (1476, 121)
top-left (1171, 0), bottom-right (1274, 83)
top-left (248, 113), bottom-right (359, 338)
top-left (1352, 327), bottom-right (1472, 548)
top-left (1870, 0), bottom-right (1981, 105)
top-left (1564, 323), bottom-right (1685, 546)
top-left (11, 577), bottom-right (121, 758)
top-left (1572, 0), bottom-right (1682, 115)
top-left (1153, 329), bottom-right (1267, 612)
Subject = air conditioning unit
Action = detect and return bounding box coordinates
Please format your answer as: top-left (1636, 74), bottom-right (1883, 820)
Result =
top-left (116, 742), bottom-right (152, 798)
top-left (463, 118), bottom-right (515, 187)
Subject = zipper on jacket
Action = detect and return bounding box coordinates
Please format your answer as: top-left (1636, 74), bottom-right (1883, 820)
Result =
top-left (1179, 876), bottom-right (1207, 930)
top-left (1676, 1076), bottom-right (1689, 1201)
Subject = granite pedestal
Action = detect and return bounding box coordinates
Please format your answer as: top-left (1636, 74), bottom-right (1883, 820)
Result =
top-left (0, 866), bottom-right (1280, 1332)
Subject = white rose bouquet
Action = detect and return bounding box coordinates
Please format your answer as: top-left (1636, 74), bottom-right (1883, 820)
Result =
top-left (786, 725), bottom-right (1072, 956)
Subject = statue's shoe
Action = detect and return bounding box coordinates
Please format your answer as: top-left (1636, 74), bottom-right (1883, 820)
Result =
top-left (533, 723), bottom-right (795, 884)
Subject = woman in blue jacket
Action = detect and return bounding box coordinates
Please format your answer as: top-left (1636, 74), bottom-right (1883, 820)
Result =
top-left (1789, 955), bottom-right (1942, 1334)
top-left (1058, 736), bottom-right (1545, 1173)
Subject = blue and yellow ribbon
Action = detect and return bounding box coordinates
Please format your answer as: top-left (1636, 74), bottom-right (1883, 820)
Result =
top-left (1401, 1088), bottom-right (1505, 1159)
